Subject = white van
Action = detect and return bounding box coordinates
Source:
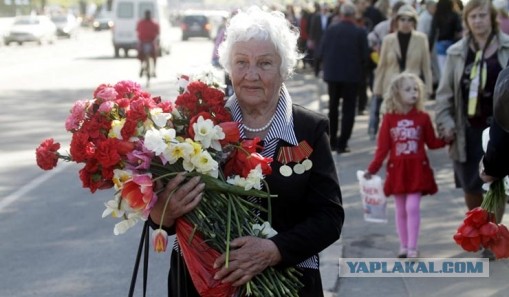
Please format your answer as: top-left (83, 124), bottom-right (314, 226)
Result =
top-left (112, 0), bottom-right (171, 58)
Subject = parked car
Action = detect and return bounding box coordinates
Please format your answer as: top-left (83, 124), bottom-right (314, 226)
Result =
top-left (180, 13), bottom-right (211, 41)
top-left (3, 15), bottom-right (57, 46)
top-left (93, 11), bottom-right (114, 31)
top-left (51, 14), bottom-right (79, 38)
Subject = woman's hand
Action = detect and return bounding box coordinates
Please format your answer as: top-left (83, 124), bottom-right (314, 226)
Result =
top-left (364, 171), bottom-right (372, 179)
top-left (441, 128), bottom-right (456, 144)
top-left (149, 173), bottom-right (204, 228)
top-left (213, 236), bottom-right (281, 286)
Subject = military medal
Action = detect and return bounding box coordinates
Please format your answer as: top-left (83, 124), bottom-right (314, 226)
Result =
top-left (277, 146), bottom-right (293, 177)
top-left (277, 141), bottom-right (314, 177)
top-left (298, 141), bottom-right (313, 171)
top-left (302, 159), bottom-right (313, 170)
top-left (279, 165), bottom-right (292, 177)
top-left (293, 163), bottom-right (305, 174)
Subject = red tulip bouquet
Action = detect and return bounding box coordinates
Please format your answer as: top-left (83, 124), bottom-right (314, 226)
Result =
top-left (35, 77), bottom-right (303, 296)
top-left (453, 128), bottom-right (509, 259)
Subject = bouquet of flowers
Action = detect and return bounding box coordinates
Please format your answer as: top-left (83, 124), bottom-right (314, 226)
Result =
top-left (453, 127), bottom-right (509, 259)
top-left (35, 77), bottom-right (303, 296)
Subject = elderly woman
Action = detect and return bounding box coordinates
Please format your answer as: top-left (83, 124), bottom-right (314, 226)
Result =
top-left (435, 0), bottom-right (509, 258)
top-left (150, 6), bottom-right (344, 297)
top-left (369, 4), bottom-right (433, 139)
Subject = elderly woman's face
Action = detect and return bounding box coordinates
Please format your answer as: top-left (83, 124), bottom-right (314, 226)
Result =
top-left (467, 5), bottom-right (492, 37)
top-left (229, 39), bottom-right (283, 109)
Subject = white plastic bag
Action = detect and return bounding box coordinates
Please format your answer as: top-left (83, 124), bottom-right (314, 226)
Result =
top-left (357, 170), bottom-right (388, 223)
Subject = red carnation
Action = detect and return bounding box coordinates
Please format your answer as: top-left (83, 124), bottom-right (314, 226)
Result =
top-left (70, 132), bottom-right (93, 163)
top-left (95, 139), bottom-right (123, 168)
top-left (35, 138), bottom-right (61, 170)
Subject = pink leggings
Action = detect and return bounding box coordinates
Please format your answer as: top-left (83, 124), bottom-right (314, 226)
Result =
top-left (393, 193), bottom-right (422, 250)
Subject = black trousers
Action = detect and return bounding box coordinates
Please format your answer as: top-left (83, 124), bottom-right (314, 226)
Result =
top-left (327, 81), bottom-right (359, 150)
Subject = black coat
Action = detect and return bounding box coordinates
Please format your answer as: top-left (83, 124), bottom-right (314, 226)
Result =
top-left (318, 20), bottom-right (369, 83)
top-left (483, 118), bottom-right (509, 179)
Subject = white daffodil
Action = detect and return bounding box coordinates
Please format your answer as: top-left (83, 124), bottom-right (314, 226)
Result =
top-left (252, 221), bottom-right (278, 238)
top-left (150, 108), bottom-right (172, 128)
top-left (163, 141), bottom-right (194, 165)
top-left (102, 194), bottom-right (132, 219)
top-left (192, 116), bottom-right (225, 151)
top-left (227, 165), bottom-right (263, 190)
top-left (112, 168), bottom-right (133, 190)
top-left (144, 127), bottom-right (176, 156)
top-left (194, 69), bottom-right (222, 86)
top-left (191, 150), bottom-right (219, 177)
top-left (113, 213), bottom-right (142, 235)
top-left (246, 165), bottom-right (264, 190)
top-left (108, 119), bottom-right (126, 139)
top-left (182, 158), bottom-right (195, 172)
top-left (227, 175), bottom-right (248, 189)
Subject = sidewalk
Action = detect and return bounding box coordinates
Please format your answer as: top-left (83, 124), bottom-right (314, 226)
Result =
top-left (286, 70), bottom-right (509, 297)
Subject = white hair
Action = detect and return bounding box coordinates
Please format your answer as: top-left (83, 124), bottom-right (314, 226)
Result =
top-left (217, 6), bottom-right (301, 80)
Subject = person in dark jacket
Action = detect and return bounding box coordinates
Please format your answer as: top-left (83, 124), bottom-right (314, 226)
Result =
top-left (317, 2), bottom-right (369, 153)
top-left (309, 2), bottom-right (331, 76)
top-left (481, 66), bottom-right (509, 181)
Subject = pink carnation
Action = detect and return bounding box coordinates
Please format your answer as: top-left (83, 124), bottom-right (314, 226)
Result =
top-left (98, 101), bottom-right (115, 113)
top-left (114, 80), bottom-right (142, 99)
top-left (65, 99), bottom-right (90, 131)
top-left (95, 86), bottom-right (118, 101)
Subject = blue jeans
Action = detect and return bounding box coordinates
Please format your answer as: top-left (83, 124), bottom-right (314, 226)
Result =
top-left (368, 95), bottom-right (383, 137)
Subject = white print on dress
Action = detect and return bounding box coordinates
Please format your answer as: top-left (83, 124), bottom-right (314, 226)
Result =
top-left (390, 119), bottom-right (421, 156)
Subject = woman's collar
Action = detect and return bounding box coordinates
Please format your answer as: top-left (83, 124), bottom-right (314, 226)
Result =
top-left (226, 84), bottom-right (298, 146)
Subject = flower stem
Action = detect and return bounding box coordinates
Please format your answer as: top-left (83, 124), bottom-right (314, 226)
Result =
top-left (225, 195), bottom-right (232, 269)
top-left (159, 188), bottom-right (177, 230)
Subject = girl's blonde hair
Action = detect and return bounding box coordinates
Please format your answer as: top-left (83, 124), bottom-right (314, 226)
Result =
top-left (383, 72), bottom-right (425, 114)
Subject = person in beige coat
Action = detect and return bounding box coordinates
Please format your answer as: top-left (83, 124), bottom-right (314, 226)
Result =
top-left (368, 4), bottom-right (433, 139)
top-left (435, 0), bottom-right (509, 259)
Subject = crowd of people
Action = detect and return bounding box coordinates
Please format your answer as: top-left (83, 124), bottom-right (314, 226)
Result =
top-left (261, 0), bottom-right (509, 261)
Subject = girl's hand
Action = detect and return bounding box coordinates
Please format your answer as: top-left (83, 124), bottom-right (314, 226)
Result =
top-left (150, 173), bottom-right (204, 228)
top-left (363, 171), bottom-right (372, 179)
top-left (213, 236), bottom-right (281, 286)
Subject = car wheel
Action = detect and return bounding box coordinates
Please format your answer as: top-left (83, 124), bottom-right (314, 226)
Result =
top-left (18, 41), bottom-right (23, 46)
top-left (114, 46), bottom-right (120, 58)
top-left (123, 48), bottom-right (129, 58)
top-left (5, 41), bottom-right (10, 46)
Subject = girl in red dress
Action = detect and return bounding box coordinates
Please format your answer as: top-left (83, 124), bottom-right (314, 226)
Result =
top-left (364, 72), bottom-right (446, 258)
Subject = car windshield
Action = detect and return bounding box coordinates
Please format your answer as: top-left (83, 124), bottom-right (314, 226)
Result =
top-left (14, 18), bottom-right (39, 25)
top-left (184, 15), bottom-right (207, 24)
